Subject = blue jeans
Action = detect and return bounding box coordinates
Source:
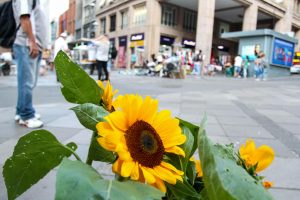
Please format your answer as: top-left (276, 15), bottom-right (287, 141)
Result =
top-left (13, 44), bottom-right (41, 120)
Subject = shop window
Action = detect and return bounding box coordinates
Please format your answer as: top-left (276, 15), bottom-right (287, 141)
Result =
top-left (161, 4), bottom-right (177, 27)
top-left (110, 14), bottom-right (116, 32)
top-left (133, 4), bottom-right (147, 26)
top-left (100, 17), bottom-right (106, 34)
top-left (183, 10), bottom-right (196, 32)
top-left (121, 10), bottom-right (128, 29)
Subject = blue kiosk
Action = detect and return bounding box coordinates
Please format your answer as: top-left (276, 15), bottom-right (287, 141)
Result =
top-left (221, 29), bottom-right (298, 77)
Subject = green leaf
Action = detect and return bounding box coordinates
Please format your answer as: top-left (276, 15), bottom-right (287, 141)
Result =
top-left (86, 133), bottom-right (116, 164)
top-left (54, 51), bottom-right (103, 105)
top-left (186, 160), bottom-right (197, 185)
top-left (166, 179), bottom-right (201, 200)
top-left (178, 116), bottom-right (206, 157)
top-left (3, 130), bottom-right (77, 200)
top-left (180, 126), bottom-right (194, 172)
top-left (71, 103), bottom-right (109, 131)
top-left (56, 159), bottom-right (164, 200)
top-left (198, 131), bottom-right (274, 200)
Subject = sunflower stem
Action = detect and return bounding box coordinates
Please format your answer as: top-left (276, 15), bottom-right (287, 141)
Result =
top-left (86, 132), bottom-right (97, 165)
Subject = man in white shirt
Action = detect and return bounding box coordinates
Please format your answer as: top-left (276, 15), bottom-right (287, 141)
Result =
top-left (234, 55), bottom-right (243, 78)
top-left (54, 32), bottom-right (68, 59)
top-left (12, 0), bottom-right (48, 128)
top-left (94, 35), bottom-right (110, 81)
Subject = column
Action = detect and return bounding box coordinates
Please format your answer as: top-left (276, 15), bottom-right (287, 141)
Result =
top-left (195, 0), bottom-right (216, 66)
top-left (295, 30), bottom-right (300, 51)
top-left (145, 0), bottom-right (161, 60)
top-left (242, 3), bottom-right (258, 31)
top-left (126, 6), bottom-right (134, 69)
top-left (275, 0), bottom-right (293, 33)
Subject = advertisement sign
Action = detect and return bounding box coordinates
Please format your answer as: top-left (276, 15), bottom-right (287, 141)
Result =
top-left (182, 39), bottom-right (196, 48)
top-left (117, 46), bottom-right (126, 68)
top-left (160, 36), bottom-right (175, 46)
top-left (119, 36), bottom-right (127, 47)
top-left (130, 33), bottom-right (144, 41)
top-left (272, 38), bottom-right (294, 68)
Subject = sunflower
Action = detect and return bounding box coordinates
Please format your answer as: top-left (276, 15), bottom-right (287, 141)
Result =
top-left (239, 139), bottom-right (275, 173)
top-left (190, 157), bottom-right (203, 177)
top-left (97, 80), bottom-right (118, 112)
top-left (263, 181), bottom-right (273, 189)
top-left (96, 94), bottom-right (186, 192)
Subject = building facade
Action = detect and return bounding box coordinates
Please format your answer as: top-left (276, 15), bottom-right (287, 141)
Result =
top-left (95, 0), bottom-right (300, 68)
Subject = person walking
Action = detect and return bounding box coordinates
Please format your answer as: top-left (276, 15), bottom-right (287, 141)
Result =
top-left (234, 55), bottom-right (243, 78)
top-left (94, 35), bottom-right (110, 81)
top-left (12, 0), bottom-right (47, 128)
top-left (243, 55), bottom-right (250, 78)
top-left (54, 32), bottom-right (68, 60)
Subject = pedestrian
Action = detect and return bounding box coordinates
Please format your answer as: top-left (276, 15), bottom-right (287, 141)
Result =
top-left (255, 52), bottom-right (267, 81)
top-left (12, 0), bottom-right (48, 128)
top-left (54, 32), bottom-right (68, 59)
top-left (234, 55), bottom-right (243, 78)
top-left (191, 50), bottom-right (201, 75)
top-left (130, 48), bottom-right (137, 70)
top-left (94, 34), bottom-right (110, 81)
top-left (243, 55), bottom-right (250, 78)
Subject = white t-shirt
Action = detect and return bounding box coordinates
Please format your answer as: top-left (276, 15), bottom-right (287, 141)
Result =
top-left (94, 40), bottom-right (109, 62)
top-left (54, 37), bottom-right (68, 58)
top-left (234, 56), bottom-right (243, 67)
top-left (13, 0), bottom-right (48, 50)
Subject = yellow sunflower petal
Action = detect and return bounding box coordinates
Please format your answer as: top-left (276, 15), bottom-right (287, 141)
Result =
top-left (97, 80), bottom-right (105, 90)
top-left (112, 159), bottom-right (122, 174)
top-left (152, 110), bottom-right (172, 127)
top-left (153, 165), bottom-right (177, 185)
top-left (96, 122), bottom-right (113, 137)
top-left (252, 145), bottom-right (275, 172)
top-left (239, 139), bottom-right (256, 158)
top-left (97, 137), bottom-right (117, 151)
top-left (105, 111), bottom-right (128, 131)
top-left (162, 134), bottom-right (186, 148)
top-left (138, 96), bottom-right (158, 122)
top-left (165, 146), bottom-right (185, 157)
top-left (152, 178), bottom-right (167, 193)
top-left (121, 161), bottom-right (135, 177)
top-left (118, 150), bottom-right (132, 161)
top-left (263, 181), bottom-right (273, 189)
top-left (130, 162), bottom-right (140, 180)
top-left (161, 162), bottom-right (184, 176)
top-left (141, 167), bottom-right (156, 184)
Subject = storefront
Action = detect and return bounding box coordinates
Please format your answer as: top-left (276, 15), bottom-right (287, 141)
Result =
top-left (118, 36), bottom-right (127, 68)
top-left (182, 38), bottom-right (196, 53)
top-left (160, 35), bottom-right (175, 57)
top-left (130, 33), bottom-right (145, 66)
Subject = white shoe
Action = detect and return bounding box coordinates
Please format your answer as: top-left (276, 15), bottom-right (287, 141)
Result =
top-left (19, 118), bottom-right (43, 129)
top-left (255, 78), bottom-right (260, 81)
top-left (15, 113), bottom-right (41, 121)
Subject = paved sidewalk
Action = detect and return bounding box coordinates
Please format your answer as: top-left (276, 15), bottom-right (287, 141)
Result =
top-left (1, 72), bottom-right (300, 199)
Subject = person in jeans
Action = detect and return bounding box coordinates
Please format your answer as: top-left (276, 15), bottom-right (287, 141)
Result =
top-left (94, 35), bottom-right (110, 81)
top-left (12, 0), bottom-right (47, 128)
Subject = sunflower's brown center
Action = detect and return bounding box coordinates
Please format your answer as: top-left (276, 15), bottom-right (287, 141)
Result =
top-left (125, 120), bottom-right (165, 168)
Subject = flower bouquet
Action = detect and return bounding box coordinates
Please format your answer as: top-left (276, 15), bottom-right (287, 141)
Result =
top-left (3, 51), bottom-right (275, 200)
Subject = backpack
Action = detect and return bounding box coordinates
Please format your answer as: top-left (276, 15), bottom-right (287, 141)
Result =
top-left (0, 0), bottom-right (36, 48)
top-left (111, 46), bottom-right (118, 59)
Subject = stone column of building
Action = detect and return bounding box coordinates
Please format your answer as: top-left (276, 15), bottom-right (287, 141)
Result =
top-left (242, 2), bottom-right (258, 31)
top-left (126, 6), bottom-right (135, 69)
top-left (275, 0), bottom-right (293, 33)
top-left (195, 0), bottom-right (216, 66)
top-left (295, 30), bottom-right (300, 51)
top-left (145, 0), bottom-right (161, 60)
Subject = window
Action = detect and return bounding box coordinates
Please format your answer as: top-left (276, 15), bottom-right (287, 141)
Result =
top-left (183, 10), bottom-right (197, 32)
top-left (100, 17), bottom-right (106, 34)
top-left (161, 4), bottom-right (177, 27)
top-left (133, 4), bottom-right (147, 26)
top-left (110, 14), bottom-right (116, 32)
top-left (120, 10), bottom-right (128, 29)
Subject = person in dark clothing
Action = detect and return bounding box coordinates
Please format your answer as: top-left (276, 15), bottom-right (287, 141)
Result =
top-left (94, 35), bottom-right (110, 81)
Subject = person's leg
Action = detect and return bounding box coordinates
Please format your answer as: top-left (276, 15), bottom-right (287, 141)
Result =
top-left (14, 45), bottom-right (36, 120)
top-left (102, 61), bottom-right (109, 81)
top-left (96, 60), bottom-right (103, 81)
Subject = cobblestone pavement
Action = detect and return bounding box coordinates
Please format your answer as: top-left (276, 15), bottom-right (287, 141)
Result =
top-left (1, 71), bottom-right (300, 199)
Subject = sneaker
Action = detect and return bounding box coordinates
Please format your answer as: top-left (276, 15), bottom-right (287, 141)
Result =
top-left (255, 78), bottom-right (260, 81)
top-left (15, 113), bottom-right (41, 121)
top-left (19, 118), bottom-right (43, 129)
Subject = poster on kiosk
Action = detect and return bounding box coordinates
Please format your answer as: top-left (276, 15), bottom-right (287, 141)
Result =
top-left (272, 38), bottom-right (295, 68)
